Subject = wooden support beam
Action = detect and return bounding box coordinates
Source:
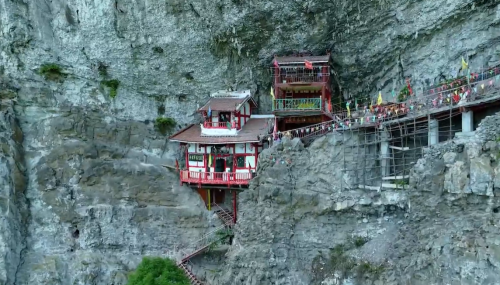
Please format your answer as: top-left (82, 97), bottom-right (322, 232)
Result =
top-left (389, 146), bottom-right (410, 151)
top-left (382, 175), bottom-right (410, 180)
top-left (358, 185), bottom-right (381, 191)
top-left (162, 164), bottom-right (178, 170)
top-left (381, 183), bottom-right (406, 189)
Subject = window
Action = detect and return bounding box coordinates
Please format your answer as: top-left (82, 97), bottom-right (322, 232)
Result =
top-left (236, 156), bottom-right (246, 168)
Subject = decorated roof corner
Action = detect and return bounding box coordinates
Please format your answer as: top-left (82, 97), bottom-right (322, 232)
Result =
top-left (198, 90), bottom-right (257, 112)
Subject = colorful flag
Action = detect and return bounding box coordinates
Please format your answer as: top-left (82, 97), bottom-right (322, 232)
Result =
top-left (377, 91), bottom-right (383, 105)
top-left (462, 57), bottom-right (468, 71)
top-left (406, 78), bottom-right (413, 95)
top-left (304, 60), bottom-right (313, 70)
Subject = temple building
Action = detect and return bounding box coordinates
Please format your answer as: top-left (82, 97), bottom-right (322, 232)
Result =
top-left (169, 90), bottom-right (273, 223)
top-left (271, 53), bottom-right (333, 131)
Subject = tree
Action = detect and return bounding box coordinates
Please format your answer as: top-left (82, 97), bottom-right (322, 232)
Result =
top-left (127, 257), bottom-right (190, 285)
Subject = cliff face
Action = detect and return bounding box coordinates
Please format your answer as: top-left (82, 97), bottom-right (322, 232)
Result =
top-left (1, 0), bottom-right (500, 284)
top-left (217, 114), bottom-right (500, 285)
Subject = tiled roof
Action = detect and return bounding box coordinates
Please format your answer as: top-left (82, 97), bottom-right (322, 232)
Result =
top-left (169, 118), bottom-right (270, 144)
top-left (198, 97), bottom-right (250, 112)
top-left (274, 55), bottom-right (330, 65)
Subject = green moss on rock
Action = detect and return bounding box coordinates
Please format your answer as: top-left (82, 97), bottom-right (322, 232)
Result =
top-left (101, 79), bottom-right (120, 98)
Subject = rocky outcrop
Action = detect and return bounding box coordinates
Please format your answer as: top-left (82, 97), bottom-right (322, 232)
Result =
top-left (215, 136), bottom-right (407, 285)
top-left (212, 112), bottom-right (500, 285)
top-left (0, 101), bottom-right (27, 285)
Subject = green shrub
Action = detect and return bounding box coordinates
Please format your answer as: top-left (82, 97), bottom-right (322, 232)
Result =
top-left (352, 236), bottom-right (369, 248)
top-left (39, 63), bottom-right (64, 80)
top-left (398, 86), bottom-right (409, 102)
top-left (155, 117), bottom-right (177, 135)
top-left (101, 79), bottom-right (120, 98)
top-left (127, 257), bottom-right (190, 285)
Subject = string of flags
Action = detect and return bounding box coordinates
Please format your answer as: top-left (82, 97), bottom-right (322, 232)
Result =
top-left (270, 72), bottom-right (499, 139)
top-left (268, 61), bottom-right (500, 141)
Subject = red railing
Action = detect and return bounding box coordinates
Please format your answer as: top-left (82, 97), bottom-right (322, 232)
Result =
top-left (266, 65), bottom-right (500, 142)
top-left (180, 170), bottom-right (252, 185)
top-left (203, 121), bottom-right (235, 129)
top-left (272, 66), bottom-right (330, 84)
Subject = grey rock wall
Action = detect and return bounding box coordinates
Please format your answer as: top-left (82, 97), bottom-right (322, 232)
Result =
top-left (0, 102), bottom-right (27, 285)
top-left (1, 0), bottom-right (500, 284)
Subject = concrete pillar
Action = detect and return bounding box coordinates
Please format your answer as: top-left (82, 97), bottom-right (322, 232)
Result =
top-left (379, 127), bottom-right (390, 178)
top-left (428, 119), bottom-right (439, 146)
top-left (462, 111), bottom-right (474, 133)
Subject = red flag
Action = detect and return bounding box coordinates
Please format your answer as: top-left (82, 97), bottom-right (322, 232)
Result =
top-left (273, 59), bottom-right (279, 68)
top-left (406, 78), bottom-right (413, 95)
top-left (304, 60), bottom-right (313, 70)
top-left (175, 159), bottom-right (179, 170)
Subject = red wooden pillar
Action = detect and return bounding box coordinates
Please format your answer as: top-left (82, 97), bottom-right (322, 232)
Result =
top-left (232, 191), bottom-right (237, 224)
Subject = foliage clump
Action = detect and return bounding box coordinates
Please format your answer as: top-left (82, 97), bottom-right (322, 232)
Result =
top-left (325, 242), bottom-right (385, 282)
top-left (127, 257), bottom-right (190, 285)
top-left (155, 117), bottom-right (177, 135)
top-left (39, 63), bottom-right (65, 81)
top-left (398, 85), bottom-right (410, 102)
top-left (101, 79), bottom-right (120, 98)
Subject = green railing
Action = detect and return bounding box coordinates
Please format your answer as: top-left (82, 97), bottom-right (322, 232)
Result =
top-left (272, 98), bottom-right (322, 111)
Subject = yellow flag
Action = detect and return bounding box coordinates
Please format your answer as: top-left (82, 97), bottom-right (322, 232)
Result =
top-left (377, 91), bottom-right (383, 105)
top-left (270, 87), bottom-right (275, 100)
top-left (347, 105), bottom-right (350, 118)
top-left (208, 153), bottom-right (212, 167)
top-left (462, 57), bottom-right (468, 71)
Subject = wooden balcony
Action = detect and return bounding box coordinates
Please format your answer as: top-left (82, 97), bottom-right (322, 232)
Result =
top-left (203, 121), bottom-right (235, 129)
top-left (180, 170), bottom-right (253, 186)
top-left (273, 98), bottom-right (322, 112)
top-left (272, 66), bottom-right (330, 84)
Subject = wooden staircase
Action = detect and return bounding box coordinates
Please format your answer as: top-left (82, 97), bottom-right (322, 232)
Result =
top-left (178, 261), bottom-right (205, 285)
top-left (212, 203), bottom-right (235, 227)
top-left (176, 204), bottom-right (236, 285)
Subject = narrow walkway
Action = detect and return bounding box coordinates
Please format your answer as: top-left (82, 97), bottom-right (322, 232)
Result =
top-left (270, 66), bottom-right (500, 142)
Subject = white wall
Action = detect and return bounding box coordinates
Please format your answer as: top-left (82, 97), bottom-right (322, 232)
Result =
top-left (187, 143), bottom-right (206, 172)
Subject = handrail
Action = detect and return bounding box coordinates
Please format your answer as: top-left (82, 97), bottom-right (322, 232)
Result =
top-left (180, 171), bottom-right (252, 181)
top-left (267, 74), bottom-right (499, 142)
top-left (176, 224), bottom-right (227, 263)
top-left (203, 121), bottom-right (235, 129)
top-left (273, 98), bottom-right (322, 111)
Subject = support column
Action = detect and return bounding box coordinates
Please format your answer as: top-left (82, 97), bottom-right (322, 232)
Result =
top-left (428, 119), bottom-right (439, 146)
top-left (462, 110), bottom-right (474, 133)
top-left (379, 127), bottom-right (390, 178)
top-left (232, 191), bottom-right (237, 224)
top-left (207, 189), bottom-right (211, 210)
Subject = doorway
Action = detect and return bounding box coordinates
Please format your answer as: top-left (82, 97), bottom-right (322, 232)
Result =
top-left (215, 158), bottom-right (225, 172)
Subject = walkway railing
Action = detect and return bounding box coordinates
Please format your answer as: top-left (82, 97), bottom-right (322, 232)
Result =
top-left (203, 121), bottom-right (234, 129)
top-left (267, 66), bottom-right (500, 142)
top-left (272, 66), bottom-right (330, 84)
top-left (272, 98), bottom-right (322, 111)
top-left (176, 224), bottom-right (227, 264)
top-left (180, 170), bottom-right (252, 186)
